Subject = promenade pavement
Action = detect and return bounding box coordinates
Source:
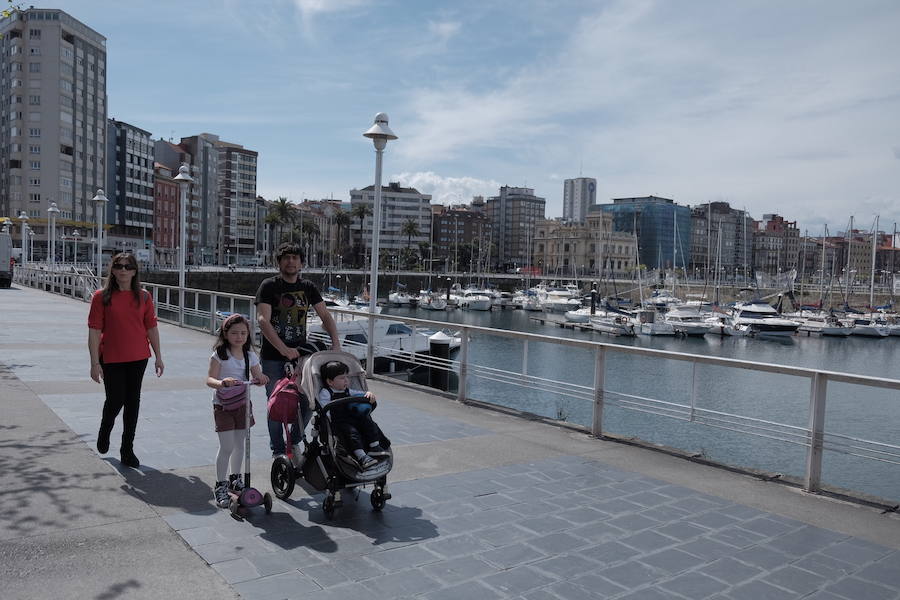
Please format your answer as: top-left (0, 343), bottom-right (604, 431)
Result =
top-left (1, 283), bottom-right (899, 600)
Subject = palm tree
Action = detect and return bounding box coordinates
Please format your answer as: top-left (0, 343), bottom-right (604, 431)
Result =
top-left (334, 208), bottom-right (351, 261)
top-left (351, 203), bottom-right (372, 266)
top-left (268, 197), bottom-right (297, 244)
top-left (401, 218), bottom-right (420, 251)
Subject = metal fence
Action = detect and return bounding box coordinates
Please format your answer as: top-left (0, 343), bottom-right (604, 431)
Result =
top-left (14, 266), bottom-right (900, 500)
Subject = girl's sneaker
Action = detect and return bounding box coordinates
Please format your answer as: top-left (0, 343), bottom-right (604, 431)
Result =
top-left (358, 455), bottom-right (378, 470)
top-left (214, 481), bottom-right (230, 508)
top-left (228, 474), bottom-right (244, 492)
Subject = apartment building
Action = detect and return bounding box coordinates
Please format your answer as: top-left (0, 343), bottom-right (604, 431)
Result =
top-left (1, 8), bottom-right (107, 262)
top-left (484, 186), bottom-right (546, 271)
top-left (563, 177), bottom-right (596, 223)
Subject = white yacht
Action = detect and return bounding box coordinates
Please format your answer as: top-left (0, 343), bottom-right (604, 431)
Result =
top-left (308, 316), bottom-right (459, 362)
top-left (388, 290), bottom-right (414, 307)
top-left (631, 310), bottom-right (676, 336)
top-left (796, 313), bottom-right (853, 337)
top-left (730, 301), bottom-right (800, 337)
top-left (418, 292), bottom-right (448, 311)
top-left (664, 309), bottom-right (713, 336)
top-left (846, 318), bottom-right (891, 338)
top-left (459, 289), bottom-right (492, 311)
top-left (590, 313), bottom-right (636, 337)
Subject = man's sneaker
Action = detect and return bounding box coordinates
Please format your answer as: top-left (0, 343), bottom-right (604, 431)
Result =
top-left (358, 455), bottom-right (378, 470)
top-left (228, 474), bottom-right (244, 492)
top-left (367, 444), bottom-right (389, 457)
top-left (214, 481), bottom-right (230, 508)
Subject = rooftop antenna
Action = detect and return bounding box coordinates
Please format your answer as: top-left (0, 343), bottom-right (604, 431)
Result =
top-left (579, 159), bottom-right (583, 177)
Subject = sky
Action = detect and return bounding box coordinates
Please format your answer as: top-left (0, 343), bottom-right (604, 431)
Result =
top-left (48, 0), bottom-right (900, 235)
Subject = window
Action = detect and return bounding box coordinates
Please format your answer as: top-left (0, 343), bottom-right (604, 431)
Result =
top-left (30, 160), bottom-right (40, 169)
top-left (29, 95), bottom-right (40, 105)
top-left (29, 47), bottom-right (41, 55)
top-left (29, 29), bottom-right (41, 39)
top-left (29, 192), bottom-right (41, 202)
top-left (28, 177), bottom-right (40, 186)
top-left (29, 144), bottom-right (40, 154)
top-left (29, 62), bottom-right (40, 73)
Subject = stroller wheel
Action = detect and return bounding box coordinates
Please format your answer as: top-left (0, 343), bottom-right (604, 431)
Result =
top-left (322, 493), bottom-right (336, 519)
top-left (270, 456), bottom-right (295, 500)
top-left (370, 487), bottom-right (387, 511)
top-left (263, 492), bottom-right (273, 514)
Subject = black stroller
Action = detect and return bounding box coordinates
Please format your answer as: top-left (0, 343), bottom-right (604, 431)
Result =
top-left (270, 350), bottom-right (392, 518)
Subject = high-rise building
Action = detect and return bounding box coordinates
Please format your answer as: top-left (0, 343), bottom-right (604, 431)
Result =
top-left (431, 204), bottom-right (492, 272)
top-left (106, 119), bottom-right (154, 260)
top-left (154, 139), bottom-right (201, 264)
top-left (349, 182), bottom-right (431, 256)
top-left (484, 186), bottom-right (546, 271)
top-left (217, 141), bottom-right (257, 265)
top-left (595, 196), bottom-right (692, 271)
top-left (178, 134), bottom-right (220, 265)
top-left (1, 8), bottom-right (107, 262)
top-left (563, 177), bottom-right (596, 222)
top-left (752, 214), bottom-right (799, 276)
top-left (689, 202), bottom-right (753, 280)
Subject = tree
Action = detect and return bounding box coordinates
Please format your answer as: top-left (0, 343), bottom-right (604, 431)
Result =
top-left (401, 218), bottom-right (420, 251)
top-left (267, 197), bottom-right (297, 244)
top-left (351, 203), bottom-right (372, 266)
top-left (333, 208), bottom-right (351, 262)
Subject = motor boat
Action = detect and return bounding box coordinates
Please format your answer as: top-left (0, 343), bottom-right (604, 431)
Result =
top-left (643, 289), bottom-right (683, 311)
top-left (418, 292), bottom-right (448, 311)
top-left (846, 318), bottom-right (891, 338)
top-left (796, 313), bottom-right (853, 337)
top-left (664, 309), bottom-right (713, 336)
top-left (308, 315), bottom-right (459, 363)
top-left (631, 309), bottom-right (675, 336)
top-left (730, 301), bottom-right (800, 337)
top-left (564, 308), bottom-right (593, 323)
top-left (590, 313), bottom-right (636, 337)
top-left (388, 290), bottom-right (414, 307)
top-left (459, 289), bottom-right (492, 311)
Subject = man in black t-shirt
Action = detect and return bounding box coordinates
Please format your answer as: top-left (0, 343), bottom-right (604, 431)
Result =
top-left (256, 242), bottom-right (341, 457)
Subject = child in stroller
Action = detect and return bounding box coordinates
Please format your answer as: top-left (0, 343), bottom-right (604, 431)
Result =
top-left (318, 360), bottom-right (391, 470)
top-left (269, 350), bottom-right (392, 518)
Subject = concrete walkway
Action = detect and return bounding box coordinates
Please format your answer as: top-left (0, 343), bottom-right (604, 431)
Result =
top-left (1, 284), bottom-right (898, 600)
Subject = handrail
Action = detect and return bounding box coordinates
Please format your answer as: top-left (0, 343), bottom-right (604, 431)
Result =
top-left (13, 266), bottom-right (900, 501)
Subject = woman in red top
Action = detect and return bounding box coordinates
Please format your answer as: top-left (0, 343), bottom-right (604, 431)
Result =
top-left (87, 253), bottom-right (163, 468)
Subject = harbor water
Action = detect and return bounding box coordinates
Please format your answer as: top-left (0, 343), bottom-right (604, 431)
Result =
top-left (380, 305), bottom-right (900, 504)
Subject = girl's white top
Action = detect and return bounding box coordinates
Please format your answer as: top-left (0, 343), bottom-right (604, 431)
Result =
top-left (210, 349), bottom-right (260, 405)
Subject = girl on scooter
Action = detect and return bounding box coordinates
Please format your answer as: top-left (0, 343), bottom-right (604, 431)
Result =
top-left (206, 314), bottom-right (268, 508)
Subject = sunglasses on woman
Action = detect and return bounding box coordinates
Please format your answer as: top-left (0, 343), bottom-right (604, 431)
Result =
top-left (112, 263), bottom-right (137, 271)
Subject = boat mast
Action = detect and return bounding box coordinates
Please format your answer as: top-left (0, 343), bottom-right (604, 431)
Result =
top-left (819, 225), bottom-right (827, 307)
top-left (844, 216), bottom-right (853, 306)
top-left (714, 220), bottom-right (722, 306)
top-left (870, 215), bottom-right (879, 310)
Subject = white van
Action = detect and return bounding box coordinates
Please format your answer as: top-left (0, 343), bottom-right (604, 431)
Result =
top-left (0, 232), bottom-right (13, 288)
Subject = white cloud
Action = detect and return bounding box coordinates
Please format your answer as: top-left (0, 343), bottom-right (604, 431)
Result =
top-left (397, 0), bottom-right (900, 231)
top-left (391, 171), bottom-right (500, 205)
top-left (428, 20), bottom-right (461, 44)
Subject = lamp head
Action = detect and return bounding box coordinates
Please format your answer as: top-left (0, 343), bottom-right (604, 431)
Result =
top-left (47, 202), bottom-right (60, 215)
top-left (363, 112), bottom-right (397, 141)
top-left (18, 211), bottom-right (28, 221)
top-left (92, 189), bottom-right (109, 204)
top-left (174, 163), bottom-right (194, 183)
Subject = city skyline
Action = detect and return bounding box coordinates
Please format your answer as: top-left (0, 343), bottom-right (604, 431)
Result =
top-left (39, 0), bottom-right (900, 235)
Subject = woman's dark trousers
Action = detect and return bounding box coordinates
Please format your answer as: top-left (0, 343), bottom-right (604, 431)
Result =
top-left (99, 359), bottom-right (148, 454)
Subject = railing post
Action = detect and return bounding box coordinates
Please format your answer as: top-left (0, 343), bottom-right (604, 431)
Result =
top-left (522, 339), bottom-right (529, 376)
top-left (592, 346), bottom-right (606, 437)
top-left (209, 293), bottom-right (218, 334)
top-left (805, 372), bottom-right (828, 493)
top-left (457, 329), bottom-right (469, 403)
top-left (366, 313), bottom-right (376, 377)
top-left (690, 361), bottom-right (698, 422)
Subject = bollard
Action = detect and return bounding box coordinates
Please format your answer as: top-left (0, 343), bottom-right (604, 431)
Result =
top-left (428, 331), bottom-right (452, 392)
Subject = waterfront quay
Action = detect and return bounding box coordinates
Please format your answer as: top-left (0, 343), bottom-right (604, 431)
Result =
top-left (1, 285), bottom-right (899, 600)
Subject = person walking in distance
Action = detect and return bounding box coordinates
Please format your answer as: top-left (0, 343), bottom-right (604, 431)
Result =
top-left (88, 253), bottom-right (164, 468)
top-left (256, 242), bottom-right (341, 458)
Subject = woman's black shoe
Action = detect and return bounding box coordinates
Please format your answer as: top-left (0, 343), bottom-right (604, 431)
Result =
top-left (120, 451), bottom-right (140, 469)
top-left (96, 432), bottom-right (110, 454)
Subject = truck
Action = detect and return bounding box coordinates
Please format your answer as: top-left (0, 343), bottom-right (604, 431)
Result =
top-left (0, 232), bottom-right (13, 288)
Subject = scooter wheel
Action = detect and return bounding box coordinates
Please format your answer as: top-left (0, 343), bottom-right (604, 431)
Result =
top-left (323, 494), bottom-right (336, 519)
top-left (229, 497), bottom-right (241, 518)
top-left (370, 487), bottom-right (386, 511)
top-left (271, 456), bottom-right (295, 500)
top-left (263, 492), bottom-right (273, 514)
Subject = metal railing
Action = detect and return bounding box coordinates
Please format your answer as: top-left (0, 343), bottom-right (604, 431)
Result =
top-left (13, 266), bottom-right (900, 500)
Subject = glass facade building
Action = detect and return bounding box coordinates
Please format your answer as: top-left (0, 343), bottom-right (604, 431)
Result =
top-left (595, 196), bottom-right (692, 270)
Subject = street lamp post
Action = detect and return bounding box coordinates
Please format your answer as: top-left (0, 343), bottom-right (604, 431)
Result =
top-left (92, 189), bottom-right (108, 278)
top-left (362, 113), bottom-right (397, 376)
top-left (28, 229), bottom-right (34, 263)
top-left (47, 202), bottom-right (59, 268)
top-left (72, 229), bottom-right (81, 264)
top-left (174, 164), bottom-right (194, 327)
top-left (18, 211), bottom-right (29, 265)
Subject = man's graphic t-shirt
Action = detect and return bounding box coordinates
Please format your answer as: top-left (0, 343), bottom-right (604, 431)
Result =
top-left (254, 276), bottom-right (324, 360)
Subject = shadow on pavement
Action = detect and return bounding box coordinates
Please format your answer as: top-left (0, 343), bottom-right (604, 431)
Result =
top-left (118, 464), bottom-right (213, 513)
